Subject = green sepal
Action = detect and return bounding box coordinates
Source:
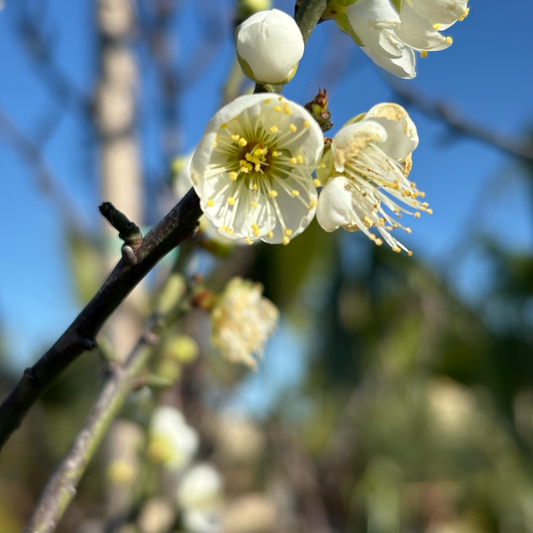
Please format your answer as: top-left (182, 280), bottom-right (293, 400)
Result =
top-left (390, 0), bottom-right (403, 14)
top-left (316, 145), bottom-right (335, 186)
top-left (342, 112), bottom-right (366, 128)
top-left (332, 10), bottom-right (363, 46)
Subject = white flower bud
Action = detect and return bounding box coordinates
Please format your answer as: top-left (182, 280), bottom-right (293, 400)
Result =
top-left (235, 9), bottom-right (304, 85)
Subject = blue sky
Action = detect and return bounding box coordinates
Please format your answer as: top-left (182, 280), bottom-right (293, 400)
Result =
top-left (0, 0), bottom-right (532, 373)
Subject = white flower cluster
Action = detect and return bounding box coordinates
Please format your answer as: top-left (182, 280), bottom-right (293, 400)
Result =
top-left (327, 0), bottom-right (470, 78)
top-left (190, 94), bottom-right (426, 256)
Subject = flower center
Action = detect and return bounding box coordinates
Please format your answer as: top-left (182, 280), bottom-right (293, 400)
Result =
top-left (238, 142), bottom-right (272, 175)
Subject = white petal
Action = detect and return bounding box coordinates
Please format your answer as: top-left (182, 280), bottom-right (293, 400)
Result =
top-left (363, 103), bottom-right (418, 160)
top-left (410, 0), bottom-right (469, 26)
top-left (331, 121), bottom-right (388, 173)
top-left (236, 9), bottom-right (304, 84)
top-left (316, 177), bottom-right (355, 232)
top-left (396, 2), bottom-right (451, 51)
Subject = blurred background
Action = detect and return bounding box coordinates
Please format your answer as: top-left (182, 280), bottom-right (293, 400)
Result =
top-left (1, 0), bottom-right (533, 532)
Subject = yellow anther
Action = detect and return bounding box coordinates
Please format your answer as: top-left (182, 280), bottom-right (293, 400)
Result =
top-left (253, 183), bottom-right (258, 190)
top-left (231, 134), bottom-right (240, 141)
top-left (284, 229), bottom-right (293, 236)
top-left (206, 199), bottom-right (215, 207)
top-left (245, 237), bottom-right (254, 245)
top-left (313, 179), bottom-right (321, 187)
top-left (272, 151), bottom-right (280, 157)
top-left (297, 155), bottom-right (304, 164)
top-left (213, 139), bottom-right (217, 147)
top-left (220, 225), bottom-right (228, 232)
top-left (264, 98), bottom-right (271, 104)
top-left (420, 50), bottom-right (428, 58)
top-left (375, 238), bottom-right (383, 246)
top-left (459, 8), bottom-right (469, 20)
top-left (321, 163), bottom-right (326, 168)
top-left (269, 126), bottom-right (279, 134)
top-left (282, 236), bottom-right (290, 245)
top-left (445, 36), bottom-right (453, 45)
top-left (290, 190), bottom-right (300, 197)
top-left (309, 199), bottom-right (317, 209)
top-left (250, 201), bottom-right (258, 208)
top-left (290, 157), bottom-right (297, 165)
top-left (392, 247), bottom-right (401, 253)
top-left (405, 228), bottom-right (412, 234)
top-left (278, 96), bottom-right (283, 101)
top-left (433, 23), bottom-right (440, 30)
top-left (238, 138), bottom-right (248, 147)
top-left (426, 208), bottom-right (433, 214)
top-left (303, 121), bottom-right (310, 129)
top-left (289, 124), bottom-right (297, 132)
top-left (252, 224), bottom-right (260, 237)
top-left (227, 228), bottom-right (234, 235)
top-left (283, 103), bottom-right (293, 115)
top-left (221, 123), bottom-right (227, 129)
top-left (274, 106), bottom-right (282, 112)
top-left (268, 190), bottom-right (278, 198)
top-left (408, 250), bottom-right (413, 256)
top-left (227, 197), bottom-right (235, 205)
top-left (415, 212), bottom-right (421, 219)
top-left (267, 231), bottom-right (274, 238)
top-left (363, 216), bottom-right (373, 228)
top-left (229, 171), bottom-right (238, 181)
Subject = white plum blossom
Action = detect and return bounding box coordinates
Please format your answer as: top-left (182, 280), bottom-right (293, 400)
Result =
top-left (177, 463), bottom-right (223, 533)
top-left (317, 103), bottom-right (430, 254)
top-left (211, 277), bottom-right (278, 369)
top-left (191, 94), bottom-right (324, 245)
top-left (328, 0), bottom-right (470, 78)
top-left (148, 406), bottom-right (199, 470)
top-left (236, 9), bottom-right (304, 85)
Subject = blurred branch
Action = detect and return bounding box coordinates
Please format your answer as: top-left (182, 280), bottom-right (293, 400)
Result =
top-left (0, 188), bottom-right (202, 453)
top-left (0, 106), bottom-right (82, 226)
top-left (24, 308), bottom-right (173, 533)
top-left (388, 79), bottom-right (533, 162)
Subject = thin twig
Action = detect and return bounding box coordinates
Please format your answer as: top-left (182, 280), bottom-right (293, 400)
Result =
top-left (388, 79), bottom-right (533, 162)
top-left (0, 188), bottom-right (202, 452)
top-left (24, 324), bottom-right (159, 533)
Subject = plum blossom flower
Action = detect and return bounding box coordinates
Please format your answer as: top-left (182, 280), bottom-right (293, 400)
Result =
top-left (317, 103), bottom-right (430, 254)
top-left (211, 277), bottom-right (278, 369)
top-left (235, 9), bottom-right (304, 85)
top-left (147, 406), bottom-right (199, 470)
top-left (191, 94), bottom-right (324, 245)
top-left (177, 463), bottom-right (223, 533)
top-left (328, 0), bottom-right (470, 78)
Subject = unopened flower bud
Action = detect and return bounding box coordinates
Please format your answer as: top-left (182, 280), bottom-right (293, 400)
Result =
top-left (236, 0), bottom-right (273, 24)
top-left (304, 88), bottom-right (333, 132)
top-left (235, 9), bottom-right (304, 85)
top-left (163, 334), bottom-right (199, 364)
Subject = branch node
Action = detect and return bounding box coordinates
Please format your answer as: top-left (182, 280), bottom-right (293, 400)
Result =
top-left (121, 244), bottom-right (138, 265)
top-left (77, 336), bottom-right (98, 351)
top-left (99, 202), bottom-right (143, 248)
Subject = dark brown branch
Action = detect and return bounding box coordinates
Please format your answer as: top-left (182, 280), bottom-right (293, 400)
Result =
top-left (0, 188), bottom-right (202, 452)
top-left (389, 80), bottom-right (533, 162)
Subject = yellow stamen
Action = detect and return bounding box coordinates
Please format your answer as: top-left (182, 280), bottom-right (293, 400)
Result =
top-left (268, 190), bottom-right (278, 198)
top-left (227, 197), bottom-right (235, 205)
top-left (238, 138), bottom-right (248, 147)
top-left (267, 231), bottom-right (274, 239)
top-left (284, 229), bottom-right (293, 236)
top-left (303, 121), bottom-right (310, 129)
top-left (313, 179), bottom-right (321, 187)
top-left (420, 50), bottom-right (428, 58)
top-left (282, 236), bottom-right (290, 245)
top-left (206, 199), bottom-right (215, 207)
top-left (229, 172), bottom-right (238, 181)
top-left (269, 126), bottom-right (278, 134)
top-left (290, 190), bottom-right (300, 197)
top-left (289, 124), bottom-right (297, 132)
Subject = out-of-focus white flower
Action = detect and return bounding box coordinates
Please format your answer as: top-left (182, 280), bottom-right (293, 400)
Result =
top-left (148, 406), bottom-right (199, 470)
top-left (211, 277), bottom-right (278, 369)
top-left (235, 9), bottom-right (304, 85)
top-left (317, 103), bottom-right (430, 254)
top-left (328, 0), bottom-right (470, 78)
top-left (191, 94), bottom-right (324, 245)
top-left (177, 463), bottom-right (223, 510)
